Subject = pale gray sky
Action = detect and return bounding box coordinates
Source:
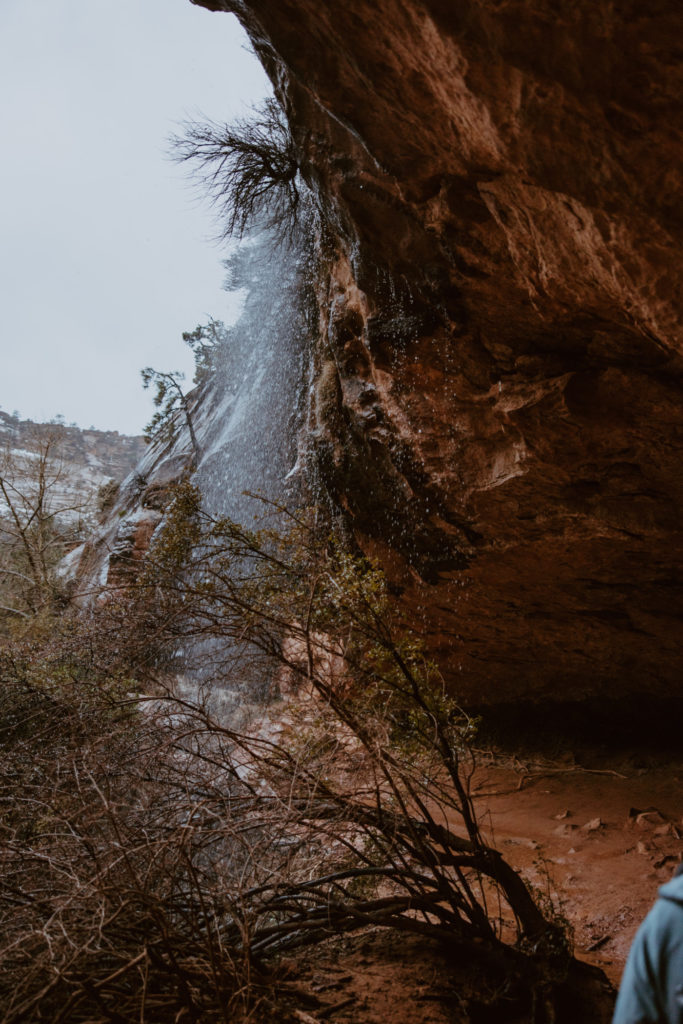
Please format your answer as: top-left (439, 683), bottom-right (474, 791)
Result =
top-left (0, 0), bottom-right (270, 434)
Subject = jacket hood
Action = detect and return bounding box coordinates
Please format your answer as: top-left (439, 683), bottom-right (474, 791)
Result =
top-left (658, 873), bottom-right (683, 905)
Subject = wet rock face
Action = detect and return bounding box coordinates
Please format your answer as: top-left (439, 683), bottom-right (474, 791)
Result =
top-left (194, 0), bottom-right (683, 706)
top-left (106, 509), bottom-right (164, 590)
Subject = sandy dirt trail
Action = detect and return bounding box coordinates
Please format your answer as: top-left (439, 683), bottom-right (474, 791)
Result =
top-left (288, 752), bottom-right (682, 1023)
top-left (471, 754), bottom-right (683, 984)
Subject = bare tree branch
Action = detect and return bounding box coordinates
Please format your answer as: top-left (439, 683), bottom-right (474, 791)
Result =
top-left (171, 98), bottom-right (305, 245)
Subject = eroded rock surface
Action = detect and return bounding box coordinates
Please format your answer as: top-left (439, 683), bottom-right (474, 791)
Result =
top-left (195, 0), bottom-right (683, 709)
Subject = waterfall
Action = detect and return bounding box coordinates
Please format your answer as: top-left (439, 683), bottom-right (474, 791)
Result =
top-left (71, 227), bottom-right (315, 717)
top-left (194, 229), bottom-right (313, 522)
top-left (165, 228), bottom-right (315, 711)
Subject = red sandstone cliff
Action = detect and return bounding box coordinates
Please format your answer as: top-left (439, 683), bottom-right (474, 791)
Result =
top-left (193, 0), bottom-right (683, 710)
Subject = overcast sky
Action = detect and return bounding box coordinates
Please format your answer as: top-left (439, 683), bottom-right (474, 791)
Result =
top-left (0, 0), bottom-right (270, 434)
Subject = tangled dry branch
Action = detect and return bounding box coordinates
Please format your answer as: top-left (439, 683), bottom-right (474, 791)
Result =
top-left (0, 486), bottom-right (569, 1022)
top-left (171, 98), bottom-right (305, 245)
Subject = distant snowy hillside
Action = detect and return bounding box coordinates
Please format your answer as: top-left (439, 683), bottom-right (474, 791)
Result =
top-left (0, 411), bottom-right (146, 516)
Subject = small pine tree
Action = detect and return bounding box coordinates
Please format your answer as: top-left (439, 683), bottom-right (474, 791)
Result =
top-left (182, 318), bottom-right (229, 386)
top-left (140, 368), bottom-right (200, 465)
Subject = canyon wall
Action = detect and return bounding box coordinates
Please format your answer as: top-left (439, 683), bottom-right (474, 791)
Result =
top-left (195, 0), bottom-right (683, 710)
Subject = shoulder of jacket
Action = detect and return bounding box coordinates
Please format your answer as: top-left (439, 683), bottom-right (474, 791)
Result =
top-left (658, 874), bottom-right (683, 906)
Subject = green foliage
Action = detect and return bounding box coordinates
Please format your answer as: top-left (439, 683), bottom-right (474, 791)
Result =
top-left (182, 317), bottom-right (229, 386)
top-left (139, 479), bottom-right (203, 585)
top-left (140, 367), bottom-right (200, 463)
top-left (0, 610), bottom-right (137, 707)
top-left (141, 319), bottom-right (229, 458)
top-left (140, 366), bottom-right (186, 446)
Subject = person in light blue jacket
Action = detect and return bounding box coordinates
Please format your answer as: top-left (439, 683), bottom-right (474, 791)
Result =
top-left (613, 869), bottom-right (683, 1024)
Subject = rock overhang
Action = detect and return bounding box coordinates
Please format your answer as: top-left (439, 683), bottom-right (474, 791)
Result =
top-left (191, 0), bottom-right (683, 709)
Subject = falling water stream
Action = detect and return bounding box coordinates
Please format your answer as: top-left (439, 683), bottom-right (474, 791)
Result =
top-left (195, 229), bottom-right (313, 522)
top-left (170, 228), bottom-right (315, 712)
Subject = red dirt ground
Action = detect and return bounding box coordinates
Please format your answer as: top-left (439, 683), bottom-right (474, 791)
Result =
top-left (282, 750), bottom-right (682, 1023)
top-left (472, 752), bottom-right (683, 984)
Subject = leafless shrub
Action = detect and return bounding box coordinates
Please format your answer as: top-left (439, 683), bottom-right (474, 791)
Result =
top-left (124, 485), bottom-right (562, 954)
top-left (0, 486), bottom-right (570, 1022)
top-left (0, 648), bottom-right (278, 1023)
top-left (171, 99), bottom-right (305, 246)
top-left (0, 424), bottom-right (93, 623)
